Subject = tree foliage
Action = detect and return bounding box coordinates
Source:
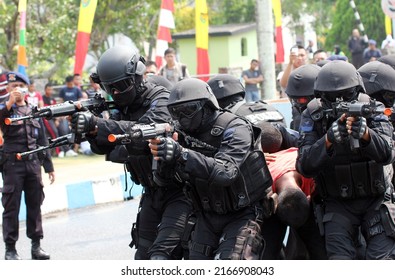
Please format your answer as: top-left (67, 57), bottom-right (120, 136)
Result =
top-left (0, 0), bottom-right (159, 82)
top-left (325, 0), bottom-right (386, 59)
top-left (0, 0), bottom-right (389, 83)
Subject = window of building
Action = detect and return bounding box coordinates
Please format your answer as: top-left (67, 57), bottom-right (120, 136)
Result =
top-left (241, 38), bottom-right (247, 56)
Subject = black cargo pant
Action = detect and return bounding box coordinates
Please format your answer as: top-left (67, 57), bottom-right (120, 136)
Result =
top-left (133, 186), bottom-right (192, 260)
top-left (324, 196), bottom-right (395, 260)
top-left (1, 156), bottom-right (44, 244)
top-left (189, 204), bottom-right (263, 260)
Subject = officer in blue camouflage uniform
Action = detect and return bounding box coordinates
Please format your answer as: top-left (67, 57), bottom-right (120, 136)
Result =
top-left (0, 72), bottom-right (54, 260)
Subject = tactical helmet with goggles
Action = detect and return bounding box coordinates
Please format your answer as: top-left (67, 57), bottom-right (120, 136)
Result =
top-left (286, 64), bottom-right (320, 109)
top-left (93, 46), bottom-right (146, 95)
top-left (168, 78), bottom-right (219, 115)
top-left (314, 60), bottom-right (365, 102)
top-left (207, 74), bottom-right (245, 100)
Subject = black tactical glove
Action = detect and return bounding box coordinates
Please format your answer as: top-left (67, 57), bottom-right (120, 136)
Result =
top-left (71, 111), bottom-right (97, 134)
top-left (327, 117), bottom-right (348, 144)
top-left (155, 137), bottom-right (183, 163)
top-left (350, 116), bottom-right (367, 139)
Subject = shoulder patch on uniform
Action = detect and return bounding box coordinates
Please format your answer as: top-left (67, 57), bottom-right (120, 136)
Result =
top-left (150, 99), bottom-right (159, 110)
top-left (372, 114), bottom-right (388, 121)
top-left (300, 118), bottom-right (314, 132)
top-left (223, 128), bottom-right (235, 141)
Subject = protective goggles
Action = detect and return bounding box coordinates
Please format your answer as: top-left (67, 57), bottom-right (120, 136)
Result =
top-left (291, 96), bottom-right (312, 106)
top-left (321, 89), bottom-right (357, 103)
top-left (168, 101), bottom-right (204, 119)
top-left (100, 78), bottom-right (134, 95)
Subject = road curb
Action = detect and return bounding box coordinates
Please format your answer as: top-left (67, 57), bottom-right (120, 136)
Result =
top-left (0, 173), bottom-right (143, 223)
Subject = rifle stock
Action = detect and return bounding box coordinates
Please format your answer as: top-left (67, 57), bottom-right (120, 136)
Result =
top-left (16, 134), bottom-right (75, 160)
top-left (5, 94), bottom-right (116, 125)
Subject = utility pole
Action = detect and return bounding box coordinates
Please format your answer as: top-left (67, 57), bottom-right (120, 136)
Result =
top-left (256, 0), bottom-right (276, 100)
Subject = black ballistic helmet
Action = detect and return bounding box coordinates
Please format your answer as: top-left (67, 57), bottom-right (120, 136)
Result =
top-left (378, 54), bottom-right (395, 70)
top-left (358, 61), bottom-right (395, 95)
top-left (168, 78), bottom-right (220, 110)
top-left (95, 45), bottom-right (146, 90)
top-left (285, 64), bottom-right (321, 98)
top-left (207, 74), bottom-right (245, 100)
top-left (314, 60), bottom-right (365, 95)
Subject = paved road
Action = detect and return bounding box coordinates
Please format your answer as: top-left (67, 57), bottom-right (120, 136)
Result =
top-left (0, 199), bottom-right (139, 260)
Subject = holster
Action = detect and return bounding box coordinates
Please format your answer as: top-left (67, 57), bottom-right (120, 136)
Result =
top-left (379, 201), bottom-right (395, 239)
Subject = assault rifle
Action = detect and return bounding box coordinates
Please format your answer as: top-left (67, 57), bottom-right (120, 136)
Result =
top-left (16, 133), bottom-right (75, 160)
top-left (327, 99), bottom-right (392, 150)
top-left (108, 122), bottom-right (175, 170)
top-left (108, 122), bottom-right (217, 151)
top-left (108, 122), bottom-right (175, 144)
top-left (4, 94), bottom-right (116, 125)
top-left (5, 94), bottom-right (116, 143)
top-left (108, 122), bottom-right (217, 170)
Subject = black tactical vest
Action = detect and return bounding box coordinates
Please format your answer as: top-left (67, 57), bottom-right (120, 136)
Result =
top-left (180, 111), bottom-right (272, 214)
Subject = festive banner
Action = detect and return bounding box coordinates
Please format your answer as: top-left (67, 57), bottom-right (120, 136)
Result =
top-left (272, 0), bottom-right (284, 63)
top-left (155, 0), bottom-right (175, 69)
top-left (17, 0), bottom-right (28, 75)
top-left (385, 15), bottom-right (392, 36)
top-left (195, 0), bottom-right (210, 81)
top-left (74, 0), bottom-right (97, 75)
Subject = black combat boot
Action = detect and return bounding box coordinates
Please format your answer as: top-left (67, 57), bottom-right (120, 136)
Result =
top-left (31, 240), bottom-right (50, 260)
top-left (5, 243), bottom-right (21, 260)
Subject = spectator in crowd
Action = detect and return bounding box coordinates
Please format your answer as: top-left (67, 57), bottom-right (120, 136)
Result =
top-left (363, 39), bottom-right (382, 63)
top-left (280, 45), bottom-right (308, 91)
top-left (144, 60), bottom-right (158, 78)
top-left (73, 73), bottom-right (82, 89)
top-left (312, 49), bottom-right (328, 64)
top-left (333, 45), bottom-right (345, 56)
top-left (381, 34), bottom-right (395, 55)
top-left (305, 39), bottom-right (315, 60)
top-left (57, 75), bottom-right (82, 157)
top-left (242, 59), bottom-right (264, 103)
top-left (25, 80), bottom-right (44, 108)
top-left (158, 48), bottom-right (190, 84)
top-left (348, 28), bottom-right (368, 69)
top-left (42, 83), bottom-right (60, 156)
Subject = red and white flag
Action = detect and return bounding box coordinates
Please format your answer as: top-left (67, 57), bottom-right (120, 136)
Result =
top-left (155, 0), bottom-right (175, 69)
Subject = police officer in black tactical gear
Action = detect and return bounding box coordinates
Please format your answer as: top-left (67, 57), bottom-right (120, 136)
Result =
top-left (285, 64), bottom-right (320, 131)
top-left (358, 61), bottom-right (395, 120)
top-left (208, 73), bottom-right (297, 259)
top-left (297, 60), bottom-right (395, 259)
top-left (358, 60), bottom-right (395, 195)
top-left (0, 72), bottom-right (55, 260)
top-left (149, 78), bottom-right (272, 259)
top-left (70, 46), bottom-right (191, 260)
top-left (207, 74), bottom-right (286, 127)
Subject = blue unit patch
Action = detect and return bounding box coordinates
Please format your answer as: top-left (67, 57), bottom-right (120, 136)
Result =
top-left (223, 128), bottom-right (235, 141)
top-left (300, 118), bottom-right (314, 132)
top-left (150, 100), bottom-right (158, 110)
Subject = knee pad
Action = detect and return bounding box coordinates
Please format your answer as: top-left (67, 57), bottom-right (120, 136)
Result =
top-left (231, 220), bottom-right (265, 260)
